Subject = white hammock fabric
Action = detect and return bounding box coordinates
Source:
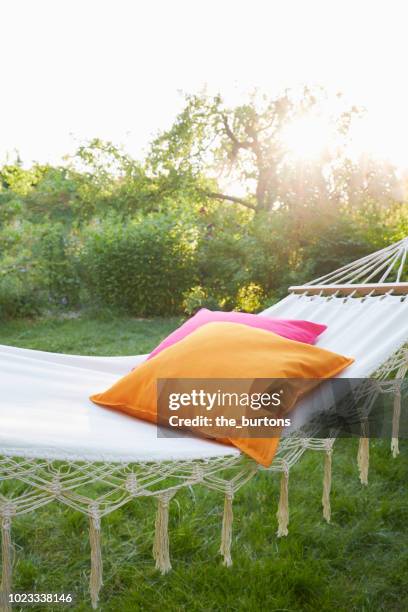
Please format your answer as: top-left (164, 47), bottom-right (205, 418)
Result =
top-left (263, 293), bottom-right (408, 431)
top-left (0, 346), bottom-right (239, 463)
top-left (1, 237), bottom-right (408, 609)
top-left (1, 294), bottom-right (407, 461)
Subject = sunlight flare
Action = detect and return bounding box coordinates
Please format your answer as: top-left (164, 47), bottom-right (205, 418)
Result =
top-left (280, 114), bottom-right (333, 160)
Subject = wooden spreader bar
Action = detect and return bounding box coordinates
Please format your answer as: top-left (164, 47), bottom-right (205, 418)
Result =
top-left (289, 282), bottom-right (408, 296)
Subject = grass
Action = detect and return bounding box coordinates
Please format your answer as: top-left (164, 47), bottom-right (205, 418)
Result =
top-left (1, 314), bottom-right (407, 611)
top-left (0, 314), bottom-right (182, 356)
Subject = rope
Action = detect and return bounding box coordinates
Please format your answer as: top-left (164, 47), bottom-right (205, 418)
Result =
top-left (276, 465), bottom-right (289, 537)
top-left (322, 448), bottom-right (332, 523)
top-left (357, 437), bottom-right (369, 486)
top-left (153, 492), bottom-right (173, 574)
top-left (89, 505), bottom-right (103, 610)
top-left (391, 359), bottom-right (408, 457)
top-left (219, 485), bottom-right (234, 567)
top-left (0, 508), bottom-right (14, 612)
top-left (307, 237), bottom-right (408, 287)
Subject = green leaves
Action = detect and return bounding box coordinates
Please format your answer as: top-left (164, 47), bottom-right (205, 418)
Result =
top-left (81, 213), bottom-right (197, 316)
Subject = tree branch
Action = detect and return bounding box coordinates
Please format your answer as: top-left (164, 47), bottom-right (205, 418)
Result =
top-left (205, 191), bottom-right (257, 210)
top-left (221, 115), bottom-right (252, 150)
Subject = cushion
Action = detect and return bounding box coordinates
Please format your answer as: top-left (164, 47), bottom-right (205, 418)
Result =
top-left (147, 308), bottom-right (327, 360)
top-left (91, 322), bottom-right (353, 467)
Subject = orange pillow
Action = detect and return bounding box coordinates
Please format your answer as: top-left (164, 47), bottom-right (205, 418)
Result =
top-left (90, 322), bottom-right (353, 467)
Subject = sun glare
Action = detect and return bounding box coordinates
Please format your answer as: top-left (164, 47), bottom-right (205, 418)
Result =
top-left (280, 115), bottom-right (332, 161)
top-left (347, 114), bottom-right (408, 170)
top-left (280, 107), bottom-right (408, 170)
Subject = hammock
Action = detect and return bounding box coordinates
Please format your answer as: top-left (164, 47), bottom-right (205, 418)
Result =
top-left (1, 237), bottom-right (408, 609)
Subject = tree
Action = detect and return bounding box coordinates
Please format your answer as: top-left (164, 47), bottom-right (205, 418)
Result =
top-left (148, 88), bottom-right (363, 214)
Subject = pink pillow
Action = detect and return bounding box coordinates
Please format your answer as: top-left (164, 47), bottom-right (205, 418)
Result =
top-left (148, 309), bottom-right (327, 360)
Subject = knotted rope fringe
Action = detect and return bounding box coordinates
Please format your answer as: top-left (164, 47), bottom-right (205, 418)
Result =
top-left (89, 507), bottom-right (103, 610)
top-left (1, 514), bottom-right (13, 612)
top-left (391, 360), bottom-right (408, 458)
top-left (219, 487), bottom-right (234, 567)
top-left (322, 449), bottom-right (332, 523)
top-left (276, 467), bottom-right (289, 537)
top-left (153, 492), bottom-right (173, 574)
top-left (357, 437), bottom-right (369, 485)
top-left (391, 387), bottom-right (401, 458)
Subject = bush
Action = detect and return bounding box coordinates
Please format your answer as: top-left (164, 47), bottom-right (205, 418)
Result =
top-left (35, 224), bottom-right (81, 307)
top-left (182, 286), bottom-right (219, 316)
top-left (0, 268), bottom-right (44, 319)
top-left (235, 283), bottom-right (265, 312)
top-left (1, 186), bottom-right (406, 320)
top-left (297, 217), bottom-right (376, 284)
top-left (244, 212), bottom-right (297, 301)
top-left (194, 207), bottom-right (297, 310)
top-left (194, 206), bottom-right (255, 310)
top-left (81, 214), bottom-right (197, 316)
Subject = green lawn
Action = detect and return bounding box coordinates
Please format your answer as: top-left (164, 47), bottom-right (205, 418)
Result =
top-left (1, 316), bottom-right (407, 612)
top-left (0, 314), bottom-right (182, 356)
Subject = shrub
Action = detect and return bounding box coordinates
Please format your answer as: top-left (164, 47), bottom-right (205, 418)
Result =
top-left (194, 206), bottom-right (255, 310)
top-left (182, 285), bottom-right (219, 316)
top-left (194, 208), bottom-right (297, 310)
top-left (297, 217), bottom-right (376, 284)
top-left (244, 212), bottom-right (296, 301)
top-left (0, 268), bottom-right (44, 319)
top-left (35, 224), bottom-right (81, 307)
top-left (235, 283), bottom-right (265, 312)
top-left (81, 214), bottom-right (197, 316)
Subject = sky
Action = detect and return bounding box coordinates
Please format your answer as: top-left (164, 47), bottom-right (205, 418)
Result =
top-left (1, 0), bottom-right (408, 167)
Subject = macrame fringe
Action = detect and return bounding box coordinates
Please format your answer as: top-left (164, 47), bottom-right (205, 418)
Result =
top-left (391, 437), bottom-right (399, 458)
top-left (357, 437), bottom-right (369, 485)
top-left (391, 388), bottom-right (401, 458)
top-left (153, 493), bottom-right (172, 574)
top-left (276, 468), bottom-right (289, 537)
top-left (322, 449), bottom-right (332, 523)
top-left (1, 515), bottom-right (13, 612)
top-left (89, 513), bottom-right (103, 610)
top-left (219, 490), bottom-right (234, 567)
top-left (391, 360), bottom-right (408, 458)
